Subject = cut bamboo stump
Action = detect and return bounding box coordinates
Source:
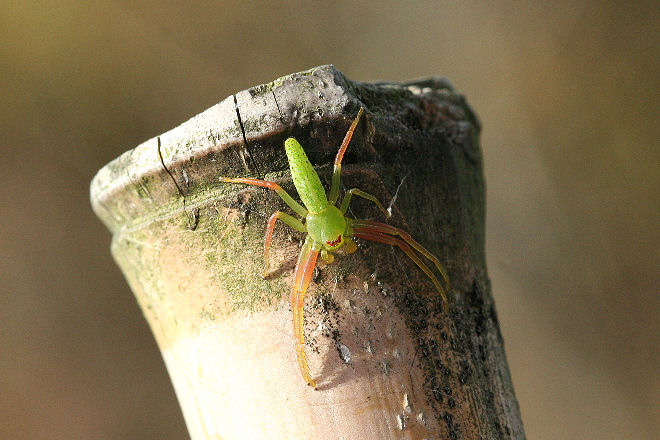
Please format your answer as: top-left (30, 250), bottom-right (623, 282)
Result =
top-left (90, 65), bottom-right (525, 440)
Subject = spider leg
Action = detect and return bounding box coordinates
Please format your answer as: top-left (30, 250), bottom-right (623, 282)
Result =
top-left (339, 188), bottom-right (391, 218)
top-left (221, 177), bottom-right (308, 217)
top-left (291, 237), bottom-right (311, 384)
top-left (290, 237), bottom-right (320, 388)
top-left (264, 211), bottom-right (306, 276)
top-left (352, 220), bottom-right (450, 287)
top-left (329, 107), bottom-right (364, 205)
top-left (351, 223), bottom-right (449, 313)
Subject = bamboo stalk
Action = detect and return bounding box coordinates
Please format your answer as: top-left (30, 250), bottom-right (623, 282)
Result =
top-left (91, 65), bottom-right (525, 439)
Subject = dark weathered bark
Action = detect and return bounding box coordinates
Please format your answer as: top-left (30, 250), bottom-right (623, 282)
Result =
top-left (91, 65), bottom-right (524, 439)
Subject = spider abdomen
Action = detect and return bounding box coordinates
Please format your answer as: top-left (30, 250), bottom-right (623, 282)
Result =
top-left (284, 138), bottom-right (328, 214)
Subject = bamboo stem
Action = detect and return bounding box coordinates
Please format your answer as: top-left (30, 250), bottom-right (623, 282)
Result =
top-left (91, 65), bottom-right (525, 440)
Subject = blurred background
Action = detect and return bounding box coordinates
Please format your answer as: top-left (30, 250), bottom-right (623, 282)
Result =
top-left (1, 1), bottom-right (657, 439)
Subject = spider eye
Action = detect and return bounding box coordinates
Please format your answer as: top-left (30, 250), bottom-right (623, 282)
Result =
top-left (326, 235), bottom-right (342, 247)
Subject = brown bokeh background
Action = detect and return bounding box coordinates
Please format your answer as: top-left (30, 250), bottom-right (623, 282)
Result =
top-left (1, 1), bottom-right (657, 439)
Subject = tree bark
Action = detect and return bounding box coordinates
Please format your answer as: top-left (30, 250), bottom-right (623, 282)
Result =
top-left (91, 65), bottom-right (525, 439)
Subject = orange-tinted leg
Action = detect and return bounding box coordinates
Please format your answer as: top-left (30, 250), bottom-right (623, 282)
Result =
top-left (290, 238), bottom-right (320, 388)
top-left (264, 211), bottom-right (306, 276)
top-left (221, 177), bottom-right (308, 217)
top-left (329, 107), bottom-right (365, 205)
top-left (352, 220), bottom-right (449, 287)
top-left (352, 227), bottom-right (449, 313)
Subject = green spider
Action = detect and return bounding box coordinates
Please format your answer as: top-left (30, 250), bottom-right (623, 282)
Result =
top-left (222, 107), bottom-right (449, 388)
